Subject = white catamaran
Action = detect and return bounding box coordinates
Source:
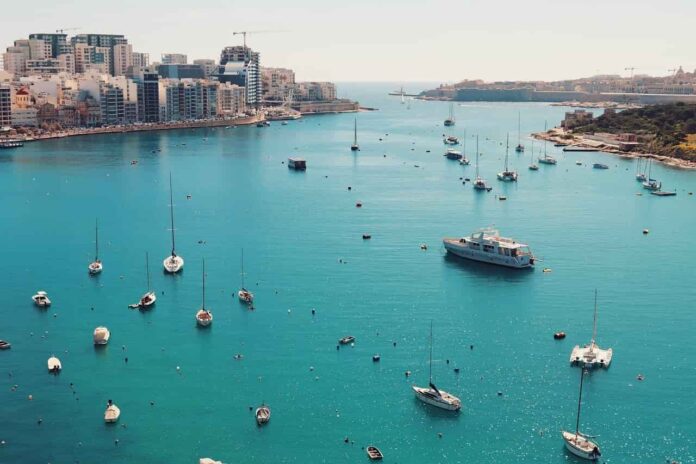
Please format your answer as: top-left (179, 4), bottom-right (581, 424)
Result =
top-left (88, 219), bottom-right (103, 275)
top-left (163, 173), bottom-right (184, 273)
top-left (570, 290), bottom-right (613, 368)
top-left (412, 322), bottom-right (461, 411)
top-left (497, 133), bottom-right (518, 182)
top-left (443, 228), bottom-right (535, 269)
top-left (562, 368), bottom-right (602, 461)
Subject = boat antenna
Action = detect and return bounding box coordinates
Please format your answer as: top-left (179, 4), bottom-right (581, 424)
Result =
top-left (94, 218), bottom-right (99, 261)
top-left (145, 251), bottom-right (151, 291)
top-left (591, 289), bottom-right (598, 344)
top-left (475, 135), bottom-right (480, 178)
top-left (505, 133), bottom-right (510, 171)
top-left (575, 367), bottom-right (586, 436)
top-left (202, 258), bottom-right (206, 310)
top-left (517, 111), bottom-right (521, 147)
top-left (429, 320), bottom-right (433, 384)
top-left (168, 172), bottom-right (176, 257)
top-left (353, 117), bottom-right (357, 146)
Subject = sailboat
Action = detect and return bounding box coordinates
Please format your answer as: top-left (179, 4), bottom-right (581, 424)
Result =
top-left (195, 258), bottom-right (213, 327)
top-left (570, 290), bottom-right (613, 368)
top-left (350, 117), bottom-right (359, 151)
top-left (561, 368), bottom-right (602, 460)
top-left (400, 86), bottom-right (406, 104)
top-left (473, 136), bottom-right (490, 191)
top-left (138, 252), bottom-right (156, 309)
top-left (538, 121), bottom-right (557, 165)
top-left (104, 399), bottom-right (121, 423)
top-left (528, 139), bottom-right (539, 170)
top-left (163, 173), bottom-right (184, 273)
top-left (635, 157), bottom-right (647, 181)
top-left (497, 133), bottom-right (518, 181)
top-left (642, 158), bottom-right (661, 191)
top-left (444, 102), bottom-right (455, 126)
top-left (412, 321), bottom-right (461, 411)
top-left (255, 404), bottom-right (271, 425)
top-left (88, 219), bottom-right (103, 275)
top-left (515, 111), bottom-right (525, 152)
top-left (459, 129), bottom-right (470, 165)
top-left (237, 248), bottom-right (254, 304)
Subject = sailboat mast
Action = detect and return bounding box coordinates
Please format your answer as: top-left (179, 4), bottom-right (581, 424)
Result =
top-left (429, 320), bottom-right (433, 384)
top-left (463, 129), bottom-right (467, 154)
top-left (168, 173), bottom-right (176, 256)
top-left (353, 117), bottom-right (357, 145)
top-left (518, 111), bottom-right (521, 146)
top-left (592, 289), bottom-right (598, 344)
top-left (145, 251), bottom-right (151, 292)
top-left (505, 133), bottom-right (510, 171)
top-left (95, 218), bottom-right (99, 261)
top-left (476, 135), bottom-right (480, 178)
top-left (575, 367), bottom-right (586, 435)
top-left (240, 248), bottom-right (245, 288)
top-left (530, 140), bottom-right (534, 163)
top-left (202, 258), bottom-right (206, 309)
top-left (544, 120), bottom-right (548, 158)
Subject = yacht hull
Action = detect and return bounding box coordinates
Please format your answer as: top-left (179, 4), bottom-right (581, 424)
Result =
top-left (88, 261), bottom-right (103, 275)
top-left (443, 239), bottom-right (533, 269)
top-left (163, 255), bottom-right (184, 273)
top-left (562, 431), bottom-right (600, 460)
top-left (412, 386), bottom-right (461, 411)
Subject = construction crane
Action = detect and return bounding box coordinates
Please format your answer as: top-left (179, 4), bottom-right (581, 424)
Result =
top-left (232, 30), bottom-right (284, 48)
top-left (624, 67), bottom-right (636, 79)
top-left (56, 28), bottom-right (80, 34)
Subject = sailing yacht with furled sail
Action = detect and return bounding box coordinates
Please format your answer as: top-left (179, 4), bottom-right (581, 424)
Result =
top-left (528, 139), bottom-right (539, 170)
top-left (351, 117), bottom-right (359, 151)
top-left (635, 157), bottom-right (647, 181)
top-left (473, 136), bottom-right (490, 191)
top-left (570, 290), bottom-right (613, 368)
top-left (642, 158), bottom-right (661, 191)
top-left (538, 121), bottom-right (557, 165)
top-left (412, 321), bottom-right (461, 411)
top-left (195, 258), bottom-right (213, 327)
top-left (237, 248), bottom-right (254, 304)
top-left (138, 252), bottom-right (156, 309)
top-left (515, 111), bottom-right (524, 152)
top-left (497, 133), bottom-right (518, 181)
top-left (88, 219), bottom-right (103, 275)
top-left (163, 173), bottom-right (184, 273)
top-left (562, 368), bottom-right (602, 460)
top-left (444, 102), bottom-right (455, 126)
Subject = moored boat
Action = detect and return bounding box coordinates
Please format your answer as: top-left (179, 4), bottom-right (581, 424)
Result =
top-left (444, 102), bottom-right (455, 127)
top-left (255, 405), bottom-right (271, 425)
top-left (104, 400), bottom-right (121, 423)
top-left (593, 163), bottom-right (609, 169)
top-left (351, 117), bottom-right (360, 151)
top-left (561, 368), bottom-right (601, 460)
top-left (528, 139), bottom-right (539, 170)
top-left (195, 258), bottom-right (213, 327)
top-left (48, 356), bottom-right (62, 373)
top-left (32, 291), bottom-right (51, 307)
top-left (288, 158), bottom-right (307, 170)
top-left (443, 228), bottom-right (535, 269)
top-left (569, 290), bottom-right (613, 368)
top-left (445, 149), bottom-right (462, 160)
top-left (339, 335), bottom-right (355, 345)
top-left (366, 446), bottom-right (384, 460)
top-left (472, 136), bottom-right (491, 191)
top-left (0, 340), bottom-right (11, 350)
top-left (443, 135), bottom-right (459, 145)
top-left (163, 173), bottom-right (184, 273)
top-left (413, 321), bottom-right (461, 411)
top-left (93, 326), bottom-right (110, 345)
top-left (497, 133), bottom-right (518, 181)
top-left (139, 252), bottom-right (157, 309)
top-left (237, 248), bottom-right (254, 304)
top-left (88, 219), bottom-right (103, 275)
top-left (515, 111), bottom-right (524, 152)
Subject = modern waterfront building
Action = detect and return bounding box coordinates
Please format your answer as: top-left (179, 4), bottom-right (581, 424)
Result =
top-left (113, 44), bottom-right (133, 76)
top-left (25, 58), bottom-right (65, 76)
top-left (132, 52), bottom-right (150, 70)
top-left (74, 44), bottom-right (111, 74)
top-left (193, 59), bottom-right (217, 78)
top-left (163, 80), bottom-right (218, 121)
top-left (0, 86), bottom-right (11, 127)
top-left (219, 46), bottom-right (260, 108)
top-left (71, 34), bottom-right (128, 75)
top-left (135, 70), bottom-right (160, 123)
top-left (28, 33), bottom-right (70, 58)
top-left (100, 84), bottom-right (125, 124)
top-left (162, 53), bottom-right (187, 65)
top-left (218, 82), bottom-right (246, 116)
top-left (261, 67), bottom-right (295, 101)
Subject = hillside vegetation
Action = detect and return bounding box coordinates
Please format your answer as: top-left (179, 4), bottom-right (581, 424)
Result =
top-left (573, 103), bottom-right (696, 160)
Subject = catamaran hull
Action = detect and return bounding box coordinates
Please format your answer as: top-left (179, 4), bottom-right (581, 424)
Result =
top-left (163, 255), bottom-right (184, 273)
top-left (443, 240), bottom-right (533, 269)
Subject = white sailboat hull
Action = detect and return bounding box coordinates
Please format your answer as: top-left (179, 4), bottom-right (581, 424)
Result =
top-left (163, 255), bottom-right (184, 273)
top-left (139, 291), bottom-right (156, 308)
top-left (47, 356), bottom-right (62, 372)
top-left (196, 309), bottom-right (213, 327)
top-left (562, 431), bottom-right (600, 460)
top-left (412, 386), bottom-right (461, 411)
top-left (104, 405), bottom-right (121, 423)
top-left (238, 289), bottom-right (254, 303)
top-left (93, 327), bottom-right (110, 345)
top-left (88, 261), bottom-right (103, 275)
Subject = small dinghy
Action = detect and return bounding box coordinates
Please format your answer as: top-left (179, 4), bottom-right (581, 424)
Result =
top-left (0, 340), bottom-right (11, 350)
top-left (104, 399), bottom-right (121, 423)
top-left (256, 405), bottom-right (271, 425)
top-left (554, 332), bottom-right (566, 340)
top-left (366, 446), bottom-right (384, 460)
top-left (93, 326), bottom-right (111, 345)
top-left (339, 336), bottom-right (355, 345)
top-left (32, 291), bottom-right (51, 307)
top-left (47, 356), bottom-right (62, 373)
top-left (593, 163), bottom-right (609, 169)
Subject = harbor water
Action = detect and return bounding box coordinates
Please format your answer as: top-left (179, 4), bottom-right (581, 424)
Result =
top-left (1, 83), bottom-right (695, 463)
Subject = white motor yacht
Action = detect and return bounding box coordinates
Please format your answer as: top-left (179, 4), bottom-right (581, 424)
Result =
top-left (443, 228), bottom-right (535, 269)
top-left (93, 326), bottom-right (111, 345)
top-left (32, 291), bottom-right (51, 307)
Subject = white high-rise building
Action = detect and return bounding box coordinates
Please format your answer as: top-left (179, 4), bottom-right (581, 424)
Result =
top-left (132, 52), bottom-right (149, 70)
top-left (161, 53), bottom-right (187, 65)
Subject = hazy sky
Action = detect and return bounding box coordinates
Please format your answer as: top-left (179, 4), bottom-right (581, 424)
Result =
top-left (2, 0), bottom-right (694, 83)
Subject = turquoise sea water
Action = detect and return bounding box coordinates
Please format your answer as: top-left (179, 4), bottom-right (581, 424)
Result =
top-left (1, 83), bottom-right (695, 464)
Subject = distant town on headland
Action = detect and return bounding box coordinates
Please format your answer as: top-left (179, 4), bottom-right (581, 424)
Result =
top-left (0, 31), bottom-right (359, 140)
